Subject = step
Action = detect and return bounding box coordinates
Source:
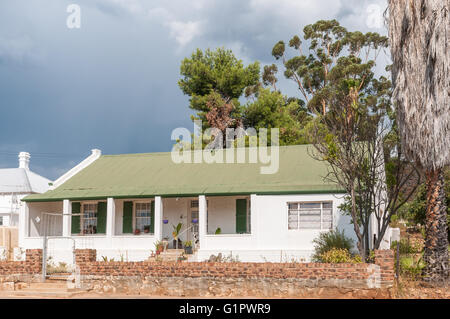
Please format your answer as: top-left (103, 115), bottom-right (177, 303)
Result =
top-left (27, 283), bottom-right (69, 290)
top-left (8, 290), bottom-right (75, 298)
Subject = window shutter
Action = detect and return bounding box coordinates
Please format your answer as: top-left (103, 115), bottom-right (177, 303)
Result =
top-left (122, 201), bottom-right (133, 234)
top-left (150, 201), bottom-right (155, 234)
top-left (236, 199), bottom-right (247, 234)
top-left (97, 202), bottom-right (107, 234)
top-left (71, 202), bottom-right (81, 234)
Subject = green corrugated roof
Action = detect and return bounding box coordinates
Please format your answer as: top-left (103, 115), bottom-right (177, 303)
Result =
top-left (23, 145), bottom-right (345, 202)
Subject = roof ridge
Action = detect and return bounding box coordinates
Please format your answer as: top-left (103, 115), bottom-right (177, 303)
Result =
top-left (100, 144), bottom-right (311, 157)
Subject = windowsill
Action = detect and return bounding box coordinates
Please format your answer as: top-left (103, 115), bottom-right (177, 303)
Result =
top-left (288, 229), bottom-right (332, 232)
top-left (113, 234), bottom-right (155, 237)
top-left (205, 233), bottom-right (252, 237)
top-left (72, 234), bottom-right (107, 237)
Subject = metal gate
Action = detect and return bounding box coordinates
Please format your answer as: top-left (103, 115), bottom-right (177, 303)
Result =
top-left (41, 212), bottom-right (78, 282)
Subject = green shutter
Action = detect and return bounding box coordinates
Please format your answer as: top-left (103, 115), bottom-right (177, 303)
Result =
top-left (122, 201), bottom-right (133, 234)
top-left (150, 201), bottom-right (155, 234)
top-left (236, 199), bottom-right (247, 234)
top-left (97, 202), bottom-right (107, 234)
top-left (71, 202), bottom-right (81, 235)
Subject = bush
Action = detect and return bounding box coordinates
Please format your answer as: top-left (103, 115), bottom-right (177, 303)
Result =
top-left (318, 248), bottom-right (362, 263)
top-left (390, 238), bottom-right (422, 254)
top-left (399, 255), bottom-right (425, 279)
top-left (311, 228), bottom-right (355, 262)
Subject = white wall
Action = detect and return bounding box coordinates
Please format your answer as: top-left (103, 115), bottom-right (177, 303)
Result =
top-left (206, 196), bottom-right (249, 234)
top-left (0, 194), bottom-right (27, 227)
top-left (27, 201), bottom-right (63, 237)
top-left (199, 193), bottom-right (354, 262)
top-left (162, 197), bottom-right (191, 243)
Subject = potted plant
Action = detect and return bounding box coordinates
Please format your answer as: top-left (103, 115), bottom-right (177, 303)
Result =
top-left (184, 241), bottom-right (193, 254)
top-left (144, 225), bottom-right (150, 233)
top-left (134, 229), bottom-right (141, 235)
top-left (215, 227), bottom-right (222, 235)
top-left (172, 222), bottom-right (183, 249)
top-left (154, 240), bottom-right (164, 255)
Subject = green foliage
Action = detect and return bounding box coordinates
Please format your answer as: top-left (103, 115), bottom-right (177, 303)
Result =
top-left (398, 255), bottom-right (425, 280)
top-left (391, 239), bottom-right (422, 254)
top-left (317, 248), bottom-right (362, 263)
top-left (400, 168), bottom-right (450, 240)
top-left (273, 19), bottom-right (388, 115)
top-left (215, 227), bottom-right (222, 235)
top-left (243, 88), bottom-right (310, 145)
top-left (172, 222), bottom-right (183, 239)
top-left (178, 47), bottom-right (260, 126)
top-left (311, 229), bottom-right (355, 262)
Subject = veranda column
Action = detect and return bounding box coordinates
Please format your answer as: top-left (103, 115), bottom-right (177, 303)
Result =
top-left (18, 202), bottom-right (30, 246)
top-left (154, 196), bottom-right (163, 240)
top-left (106, 198), bottom-right (115, 237)
top-left (62, 199), bottom-right (71, 237)
top-left (198, 195), bottom-right (207, 249)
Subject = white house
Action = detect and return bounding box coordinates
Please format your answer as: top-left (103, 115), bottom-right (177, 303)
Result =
top-left (0, 152), bottom-right (51, 227)
top-left (20, 145), bottom-right (390, 263)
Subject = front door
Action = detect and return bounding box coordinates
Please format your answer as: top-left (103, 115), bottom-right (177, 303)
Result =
top-left (190, 200), bottom-right (199, 248)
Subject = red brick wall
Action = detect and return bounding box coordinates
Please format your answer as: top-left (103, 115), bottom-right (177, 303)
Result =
top-left (374, 249), bottom-right (395, 284)
top-left (0, 249), bottom-right (42, 275)
top-left (74, 249), bottom-right (394, 287)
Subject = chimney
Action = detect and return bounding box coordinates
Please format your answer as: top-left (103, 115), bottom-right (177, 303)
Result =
top-left (19, 152), bottom-right (30, 170)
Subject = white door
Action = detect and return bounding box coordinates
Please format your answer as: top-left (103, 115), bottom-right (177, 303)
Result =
top-left (190, 200), bottom-right (199, 247)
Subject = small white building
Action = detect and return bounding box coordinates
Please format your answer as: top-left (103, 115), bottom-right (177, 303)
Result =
top-left (20, 145), bottom-right (390, 263)
top-left (0, 152), bottom-right (51, 227)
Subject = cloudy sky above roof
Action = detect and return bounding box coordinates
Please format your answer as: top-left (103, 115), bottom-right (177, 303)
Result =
top-left (0, 0), bottom-right (389, 180)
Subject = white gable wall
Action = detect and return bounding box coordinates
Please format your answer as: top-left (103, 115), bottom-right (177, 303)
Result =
top-left (0, 194), bottom-right (27, 227)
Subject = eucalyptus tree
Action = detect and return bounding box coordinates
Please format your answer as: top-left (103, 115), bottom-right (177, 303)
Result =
top-left (388, 0), bottom-right (449, 283)
top-left (273, 19), bottom-right (419, 260)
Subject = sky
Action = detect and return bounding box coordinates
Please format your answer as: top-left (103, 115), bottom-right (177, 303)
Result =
top-left (0, 0), bottom-right (389, 180)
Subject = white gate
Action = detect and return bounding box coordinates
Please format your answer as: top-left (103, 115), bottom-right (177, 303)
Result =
top-left (41, 212), bottom-right (78, 281)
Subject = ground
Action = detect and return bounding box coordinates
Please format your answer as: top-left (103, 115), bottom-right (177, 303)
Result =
top-left (0, 282), bottom-right (448, 299)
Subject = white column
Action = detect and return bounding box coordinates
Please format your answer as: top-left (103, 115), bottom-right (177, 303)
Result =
top-left (106, 198), bottom-right (115, 237)
top-left (62, 199), bottom-right (71, 237)
top-left (198, 195), bottom-right (207, 249)
top-left (18, 202), bottom-right (29, 247)
top-left (154, 196), bottom-right (163, 240)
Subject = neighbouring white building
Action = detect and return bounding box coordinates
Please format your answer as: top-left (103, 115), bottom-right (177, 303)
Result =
top-left (0, 152), bottom-right (51, 227)
top-left (20, 145), bottom-right (391, 263)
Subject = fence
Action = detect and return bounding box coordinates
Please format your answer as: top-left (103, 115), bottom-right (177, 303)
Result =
top-left (72, 249), bottom-right (394, 295)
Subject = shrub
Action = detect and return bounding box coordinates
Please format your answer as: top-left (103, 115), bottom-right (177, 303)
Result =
top-left (399, 255), bottom-right (425, 279)
top-left (318, 248), bottom-right (362, 263)
top-left (312, 228), bottom-right (355, 262)
top-left (390, 238), bottom-right (422, 254)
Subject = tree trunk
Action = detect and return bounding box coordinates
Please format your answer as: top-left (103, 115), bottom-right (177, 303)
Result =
top-left (350, 187), bottom-right (365, 260)
top-left (423, 168), bottom-right (449, 284)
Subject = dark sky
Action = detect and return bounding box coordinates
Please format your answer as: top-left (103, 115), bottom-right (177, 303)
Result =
top-left (0, 0), bottom-right (389, 180)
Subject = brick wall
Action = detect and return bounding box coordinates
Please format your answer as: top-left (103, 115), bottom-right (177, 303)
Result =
top-left (0, 249), bottom-right (42, 275)
top-left (374, 249), bottom-right (395, 286)
top-left (74, 249), bottom-right (394, 290)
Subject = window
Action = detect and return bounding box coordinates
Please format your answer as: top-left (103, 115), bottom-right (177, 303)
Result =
top-left (135, 202), bottom-right (151, 233)
top-left (81, 203), bottom-right (98, 234)
top-left (0, 216), bottom-right (3, 226)
top-left (288, 202), bottom-right (332, 230)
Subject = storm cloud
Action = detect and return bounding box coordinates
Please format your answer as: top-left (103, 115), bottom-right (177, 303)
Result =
top-left (0, 0), bottom-right (388, 180)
